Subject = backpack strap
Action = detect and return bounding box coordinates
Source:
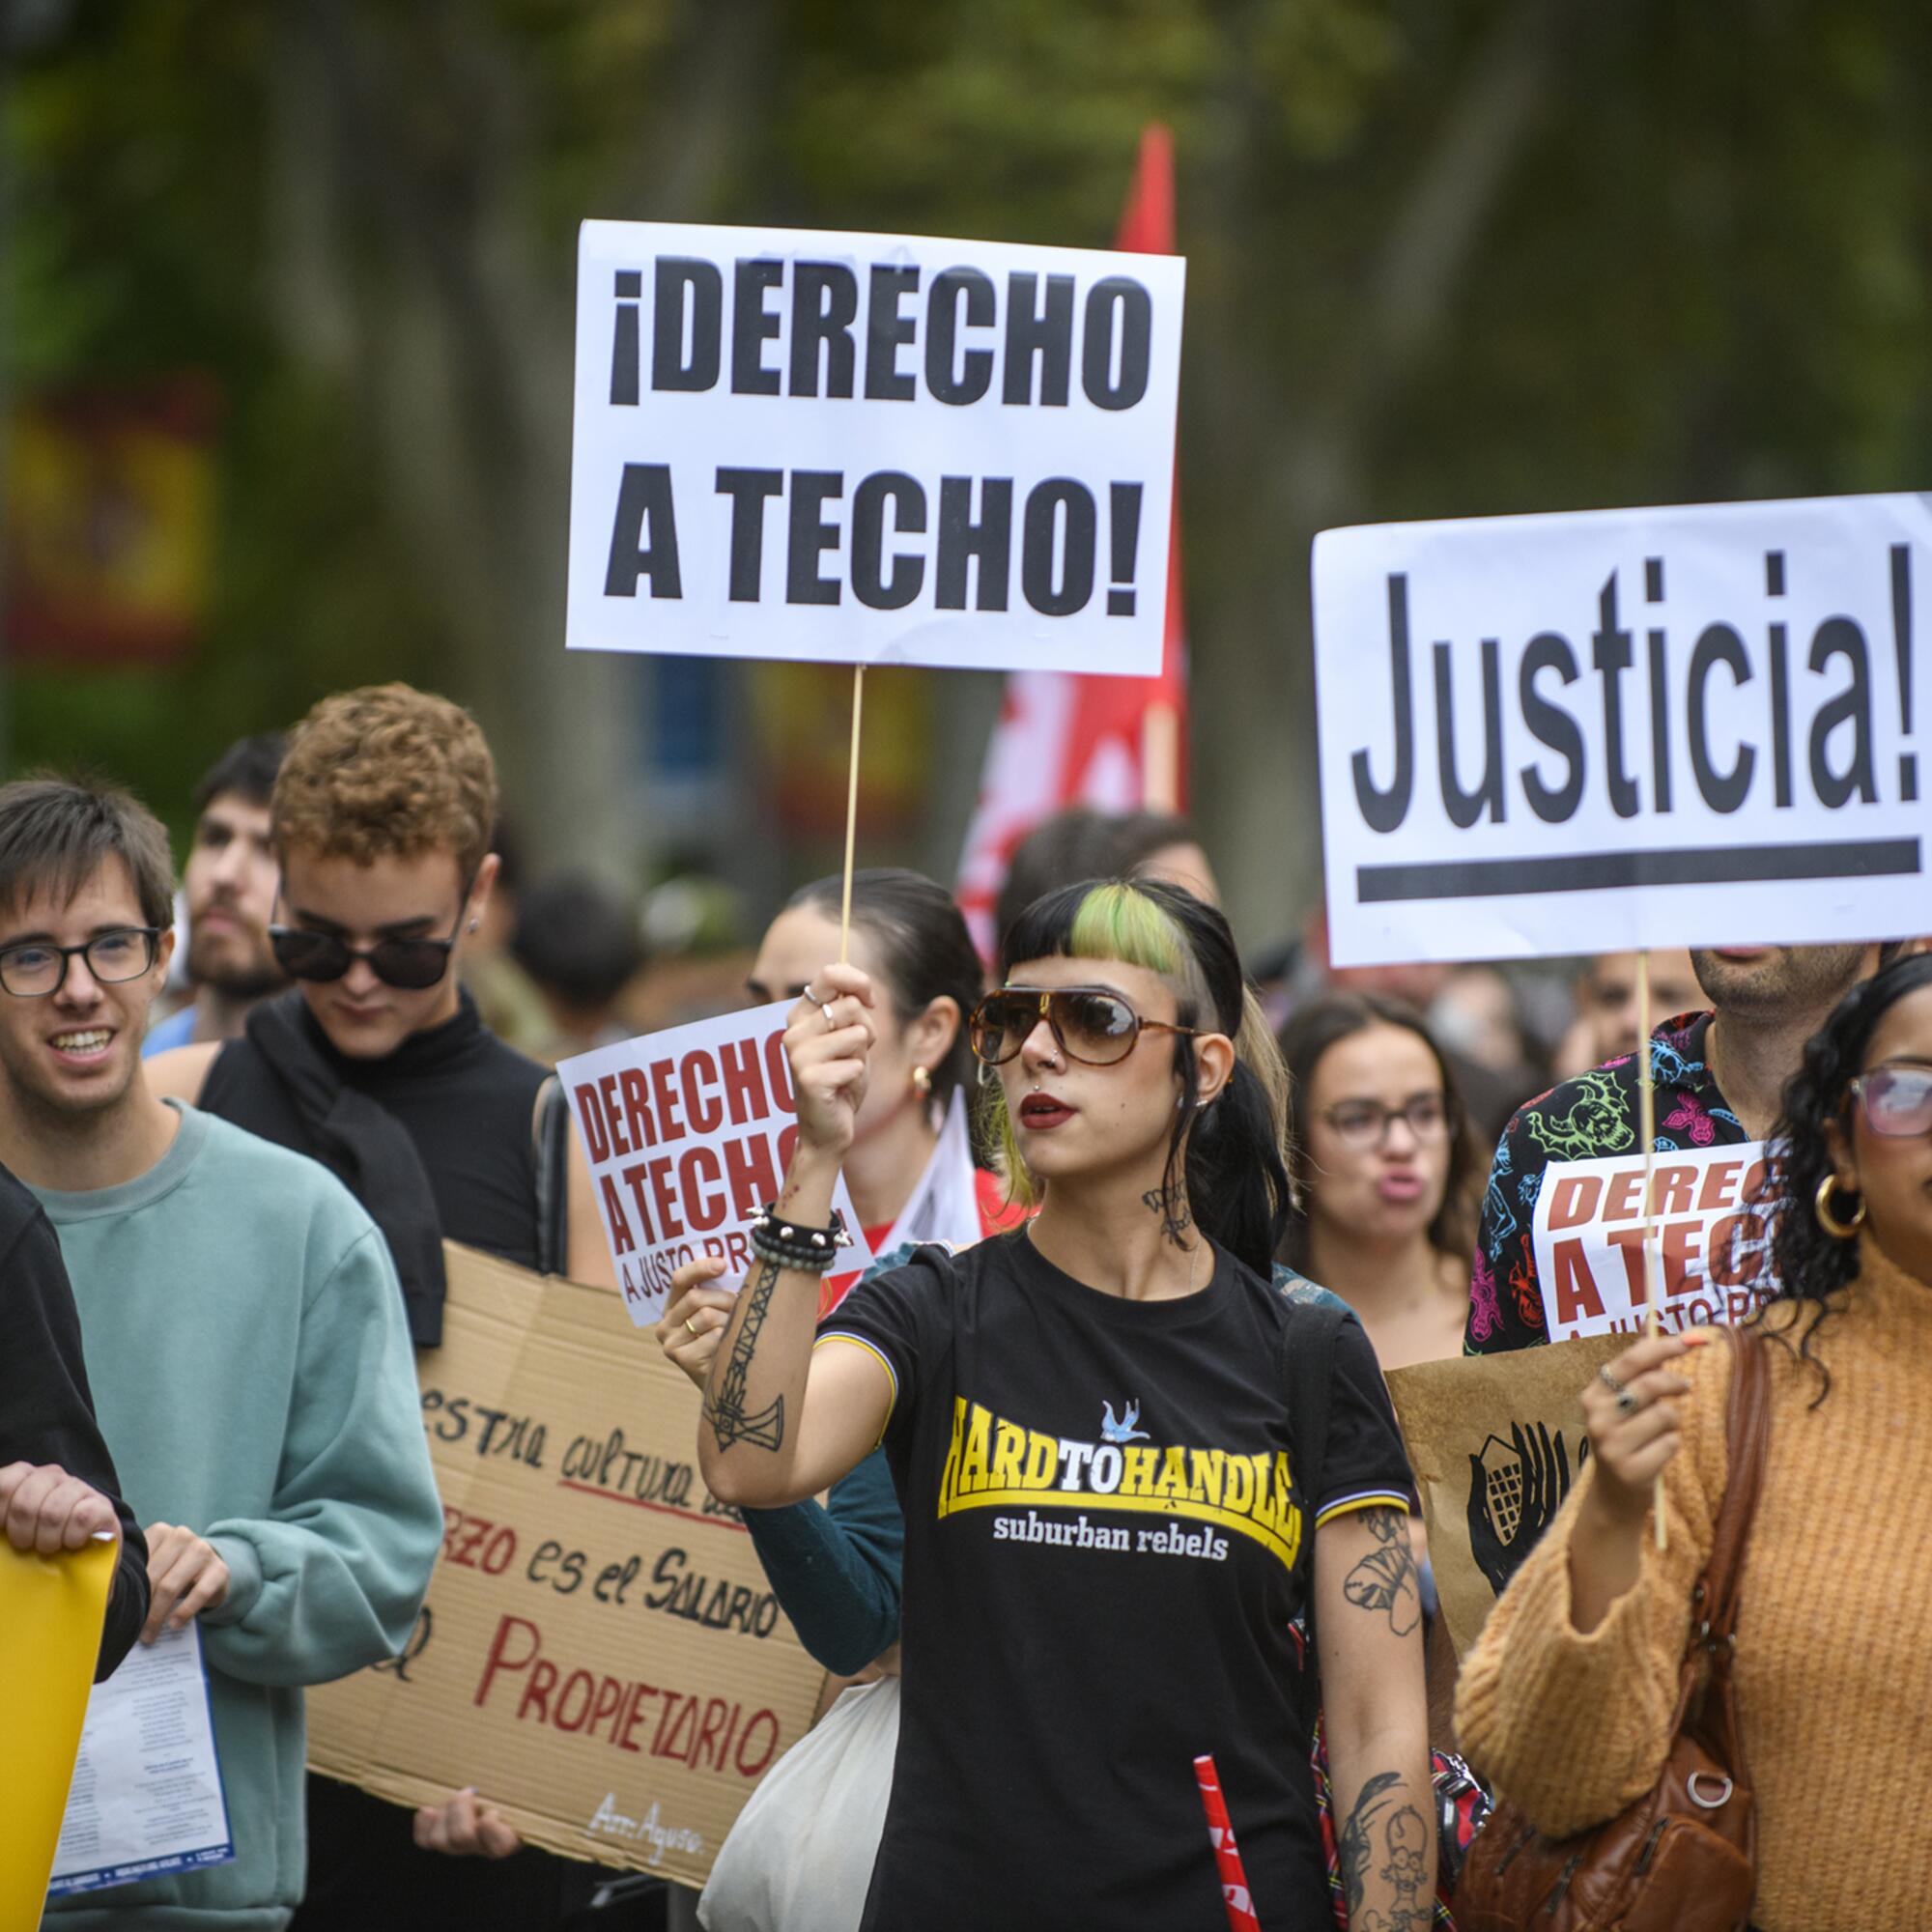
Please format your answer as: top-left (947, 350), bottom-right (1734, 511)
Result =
top-left (533, 1074), bottom-right (572, 1276)
top-left (1277, 1300), bottom-right (1352, 1711)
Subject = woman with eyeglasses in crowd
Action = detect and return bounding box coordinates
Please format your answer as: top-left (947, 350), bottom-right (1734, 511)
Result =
top-left (1455, 951), bottom-right (1932, 1932)
top-left (1278, 994), bottom-right (1483, 1374)
top-left (694, 877), bottom-right (1432, 1931)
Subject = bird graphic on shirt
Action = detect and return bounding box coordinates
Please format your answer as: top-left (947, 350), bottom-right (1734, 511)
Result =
top-left (1101, 1400), bottom-right (1151, 1443)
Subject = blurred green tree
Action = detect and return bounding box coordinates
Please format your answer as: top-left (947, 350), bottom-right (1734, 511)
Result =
top-left (7, 0), bottom-right (1928, 939)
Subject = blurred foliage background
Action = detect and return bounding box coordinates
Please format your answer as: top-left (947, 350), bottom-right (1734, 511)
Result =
top-left (4, 0), bottom-right (1928, 951)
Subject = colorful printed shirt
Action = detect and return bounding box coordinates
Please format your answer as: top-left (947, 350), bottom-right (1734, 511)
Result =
top-left (1464, 1011), bottom-right (1751, 1353)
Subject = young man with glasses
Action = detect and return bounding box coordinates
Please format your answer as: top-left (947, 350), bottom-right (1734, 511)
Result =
top-left (150, 683), bottom-right (613, 1930)
top-left (0, 776), bottom-right (441, 1930)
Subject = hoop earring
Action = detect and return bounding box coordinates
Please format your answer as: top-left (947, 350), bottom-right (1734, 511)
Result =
top-left (911, 1065), bottom-right (931, 1099)
top-left (1814, 1173), bottom-right (1865, 1240)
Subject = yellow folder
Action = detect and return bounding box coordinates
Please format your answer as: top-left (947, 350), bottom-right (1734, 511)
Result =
top-left (0, 1534), bottom-right (115, 1927)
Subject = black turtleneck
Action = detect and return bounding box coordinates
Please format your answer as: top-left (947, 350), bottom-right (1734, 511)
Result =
top-left (201, 988), bottom-right (551, 1282)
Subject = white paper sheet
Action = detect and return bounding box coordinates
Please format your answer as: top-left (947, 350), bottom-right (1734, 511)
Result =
top-left (47, 1620), bottom-right (235, 1897)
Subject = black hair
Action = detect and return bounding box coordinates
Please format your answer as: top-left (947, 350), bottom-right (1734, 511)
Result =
top-left (512, 872), bottom-right (644, 1009)
top-left (1759, 950), bottom-right (1932, 1403)
top-left (788, 867), bottom-right (982, 1113)
top-left (1276, 991), bottom-right (1483, 1273)
top-left (192, 733), bottom-right (286, 813)
top-left (993, 808), bottom-right (1205, 957)
top-left (996, 876), bottom-right (1292, 1276)
top-left (0, 774), bottom-right (177, 931)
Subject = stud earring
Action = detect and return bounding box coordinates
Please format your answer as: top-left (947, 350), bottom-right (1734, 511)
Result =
top-left (911, 1065), bottom-right (932, 1098)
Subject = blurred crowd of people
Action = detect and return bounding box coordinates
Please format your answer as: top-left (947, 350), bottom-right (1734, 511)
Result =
top-left (8, 679), bottom-right (1930, 1932)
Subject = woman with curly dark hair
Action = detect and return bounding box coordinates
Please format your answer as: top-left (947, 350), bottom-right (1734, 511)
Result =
top-left (1455, 951), bottom-right (1932, 1931)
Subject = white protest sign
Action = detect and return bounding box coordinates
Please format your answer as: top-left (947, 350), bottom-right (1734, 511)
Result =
top-left (567, 220), bottom-right (1183, 675)
top-left (561, 1003), bottom-right (872, 1325)
top-left (1313, 493), bottom-right (1932, 965)
top-left (1529, 1141), bottom-right (1786, 1343)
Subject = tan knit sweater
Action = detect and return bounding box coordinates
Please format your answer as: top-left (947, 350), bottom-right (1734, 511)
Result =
top-left (1454, 1238), bottom-right (1932, 1932)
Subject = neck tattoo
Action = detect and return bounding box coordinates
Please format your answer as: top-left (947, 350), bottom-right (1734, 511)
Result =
top-left (1142, 1182), bottom-right (1194, 1246)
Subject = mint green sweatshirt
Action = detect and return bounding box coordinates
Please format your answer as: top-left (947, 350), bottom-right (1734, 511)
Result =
top-left (35, 1104), bottom-right (442, 1931)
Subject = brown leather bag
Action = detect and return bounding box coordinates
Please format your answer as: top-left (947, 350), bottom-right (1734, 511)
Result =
top-left (1451, 1323), bottom-right (1771, 1932)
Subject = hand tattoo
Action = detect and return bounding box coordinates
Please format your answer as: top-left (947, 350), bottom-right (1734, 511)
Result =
top-left (1343, 1507), bottom-right (1421, 1637)
top-left (1338, 1769), bottom-right (1431, 1931)
top-left (701, 1258), bottom-right (785, 1452)
top-left (1141, 1183), bottom-right (1194, 1244)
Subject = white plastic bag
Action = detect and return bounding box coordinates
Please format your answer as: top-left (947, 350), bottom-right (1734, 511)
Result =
top-left (698, 1677), bottom-right (899, 1932)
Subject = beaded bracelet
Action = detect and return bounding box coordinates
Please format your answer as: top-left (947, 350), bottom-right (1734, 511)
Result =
top-left (749, 1203), bottom-right (854, 1275)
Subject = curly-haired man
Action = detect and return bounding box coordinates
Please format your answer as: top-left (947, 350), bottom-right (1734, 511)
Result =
top-left (151, 684), bottom-right (612, 1930)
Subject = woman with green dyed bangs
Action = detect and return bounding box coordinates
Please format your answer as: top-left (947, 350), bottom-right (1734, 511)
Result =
top-left (696, 878), bottom-right (1433, 1931)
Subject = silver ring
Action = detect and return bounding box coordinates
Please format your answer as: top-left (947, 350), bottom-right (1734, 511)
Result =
top-left (1596, 1364), bottom-right (1626, 1397)
top-left (802, 986), bottom-right (832, 1009)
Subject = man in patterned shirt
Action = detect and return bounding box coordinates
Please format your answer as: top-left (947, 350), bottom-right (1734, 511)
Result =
top-left (1464, 943), bottom-right (1896, 1354)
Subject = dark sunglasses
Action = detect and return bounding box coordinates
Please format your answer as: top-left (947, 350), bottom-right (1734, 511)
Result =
top-left (1849, 1065), bottom-right (1932, 1138)
top-left (269, 917), bottom-right (461, 992)
top-left (969, 986), bottom-right (1201, 1067)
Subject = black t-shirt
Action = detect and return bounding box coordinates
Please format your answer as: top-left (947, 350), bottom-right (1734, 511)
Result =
top-left (0, 1162), bottom-right (150, 1678)
top-left (821, 1231), bottom-right (1413, 1932)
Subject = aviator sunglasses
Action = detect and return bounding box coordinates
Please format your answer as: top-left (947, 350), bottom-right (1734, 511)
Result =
top-left (1849, 1065), bottom-right (1932, 1138)
top-left (969, 985), bottom-right (1202, 1067)
top-left (269, 899), bottom-right (467, 992)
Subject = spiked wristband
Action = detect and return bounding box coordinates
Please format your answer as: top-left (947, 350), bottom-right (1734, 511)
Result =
top-left (749, 1203), bottom-right (853, 1275)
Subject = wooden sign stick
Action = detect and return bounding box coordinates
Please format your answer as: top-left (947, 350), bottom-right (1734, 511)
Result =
top-left (838, 665), bottom-right (866, 965)
top-left (1635, 947), bottom-right (1667, 1551)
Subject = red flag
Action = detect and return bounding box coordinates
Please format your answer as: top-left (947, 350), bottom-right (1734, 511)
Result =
top-left (955, 124), bottom-right (1188, 957)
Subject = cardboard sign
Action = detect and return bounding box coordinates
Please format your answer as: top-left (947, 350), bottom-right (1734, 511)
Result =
top-left (1313, 492), bottom-right (1932, 964)
top-left (1530, 1141), bottom-right (1785, 1343)
top-left (567, 219), bottom-right (1184, 675)
top-left (560, 1002), bottom-right (873, 1326)
top-left (305, 1245), bottom-right (827, 1886)
top-left (1386, 1336), bottom-right (1624, 1661)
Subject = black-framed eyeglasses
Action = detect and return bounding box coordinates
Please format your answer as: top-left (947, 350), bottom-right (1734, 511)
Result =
top-left (0, 926), bottom-right (164, 999)
top-left (1849, 1065), bottom-right (1932, 1139)
top-left (1321, 1093), bottom-right (1452, 1151)
top-left (969, 986), bottom-right (1201, 1067)
top-left (269, 908), bottom-right (463, 992)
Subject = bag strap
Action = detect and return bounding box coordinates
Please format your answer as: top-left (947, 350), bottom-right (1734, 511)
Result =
top-left (1671, 1322), bottom-right (1771, 1772)
top-left (1700, 1322), bottom-right (1772, 1645)
top-left (533, 1074), bottom-right (572, 1276)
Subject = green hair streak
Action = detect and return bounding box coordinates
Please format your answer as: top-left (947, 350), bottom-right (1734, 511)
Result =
top-left (1064, 881), bottom-right (1185, 977)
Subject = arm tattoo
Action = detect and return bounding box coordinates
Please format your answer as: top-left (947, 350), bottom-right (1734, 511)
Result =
top-left (1338, 1769), bottom-right (1431, 1931)
top-left (1342, 1507), bottom-right (1421, 1636)
top-left (1140, 1183), bottom-right (1194, 1244)
top-left (701, 1257), bottom-right (786, 1452)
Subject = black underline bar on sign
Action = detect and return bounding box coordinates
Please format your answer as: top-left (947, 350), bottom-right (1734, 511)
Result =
top-left (1357, 838), bottom-right (1922, 902)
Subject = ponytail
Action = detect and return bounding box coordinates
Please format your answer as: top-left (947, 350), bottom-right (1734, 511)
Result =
top-left (1170, 982), bottom-right (1293, 1275)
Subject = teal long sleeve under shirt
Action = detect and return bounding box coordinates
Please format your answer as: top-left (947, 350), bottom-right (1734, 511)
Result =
top-left (34, 1103), bottom-right (443, 1932)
